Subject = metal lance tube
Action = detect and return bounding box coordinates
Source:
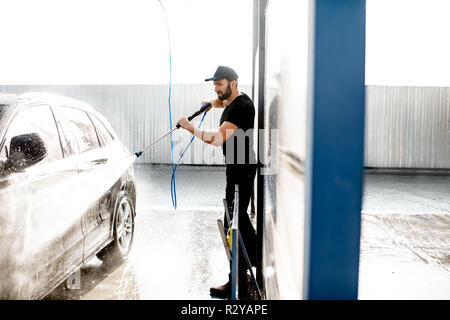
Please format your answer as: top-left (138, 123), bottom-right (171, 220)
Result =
top-left (134, 102), bottom-right (211, 158)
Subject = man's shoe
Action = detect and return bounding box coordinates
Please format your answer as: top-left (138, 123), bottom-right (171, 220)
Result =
top-left (210, 281), bottom-right (231, 298)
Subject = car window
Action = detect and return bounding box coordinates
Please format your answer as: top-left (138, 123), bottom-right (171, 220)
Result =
top-left (5, 105), bottom-right (63, 164)
top-left (0, 144), bottom-right (6, 159)
top-left (0, 105), bottom-right (7, 159)
top-left (59, 107), bottom-right (100, 153)
top-left (53, 108), bottom-right (80, 157)
top-left (89, 114), bottom-right (114, 147)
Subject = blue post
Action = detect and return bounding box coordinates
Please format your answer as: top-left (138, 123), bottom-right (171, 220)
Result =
top-left (304, 0), bottom-right (366, 299)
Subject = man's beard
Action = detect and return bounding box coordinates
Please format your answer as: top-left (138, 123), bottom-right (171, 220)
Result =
top-left (218, 83), bottom-right (232, 101)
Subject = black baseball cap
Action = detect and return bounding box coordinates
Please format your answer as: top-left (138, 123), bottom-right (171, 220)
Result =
top-left (205, 66), bottom-right (238, 82)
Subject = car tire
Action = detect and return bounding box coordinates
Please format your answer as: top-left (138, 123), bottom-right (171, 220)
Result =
top-left (96, 190), bottom-right (135, 264)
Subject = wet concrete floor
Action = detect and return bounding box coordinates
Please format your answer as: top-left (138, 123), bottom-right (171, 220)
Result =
top-left (46, 165), bottom-right (229, 300)
top-left (359, 172), bottom-right (450, 299)
top-left (45, 165), bottom-right (450, 300)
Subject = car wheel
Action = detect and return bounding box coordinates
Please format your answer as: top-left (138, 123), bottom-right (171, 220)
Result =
top-left (97, 190), bottom-right (135, 263)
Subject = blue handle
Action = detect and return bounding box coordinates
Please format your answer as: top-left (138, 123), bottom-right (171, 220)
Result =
top-left (199, 102), bottom-right (212, 112)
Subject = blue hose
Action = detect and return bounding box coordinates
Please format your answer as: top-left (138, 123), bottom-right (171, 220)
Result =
top-left (170, 111), bottom-right (207, 209)
top-left (158, 0), bottom-right (208, 209)
top-left (158, 0), bottom-right (178, 209)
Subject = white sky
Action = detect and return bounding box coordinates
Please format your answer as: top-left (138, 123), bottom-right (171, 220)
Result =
top-left (366, 0), bottom-right (450, 86)
top-left (1, 0), bottom-right (450, 86)
top-left (0, 0), bottom-right (253, 85)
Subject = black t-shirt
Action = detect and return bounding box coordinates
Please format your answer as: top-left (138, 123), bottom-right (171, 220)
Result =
top-left (219, 93), bottom-right (256, 168)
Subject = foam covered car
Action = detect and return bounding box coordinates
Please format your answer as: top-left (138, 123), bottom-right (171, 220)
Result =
top-left (0, 92), bottom-right (136, 299)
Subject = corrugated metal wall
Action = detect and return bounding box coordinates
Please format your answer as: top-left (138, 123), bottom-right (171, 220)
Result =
top-left (0, 84), bottom-right (251, 165)
top-left (1, 85), bottom-right (448, 168)
top-left (365, 86), bottom-right (450, 168)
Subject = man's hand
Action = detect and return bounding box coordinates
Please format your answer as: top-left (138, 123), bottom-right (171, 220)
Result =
top-left (176, 117), bottom-right (193, 132)
top-left (202, 99), bottom-right (228, 109)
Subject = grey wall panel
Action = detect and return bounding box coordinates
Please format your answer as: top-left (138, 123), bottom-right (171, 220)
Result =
top-left (0, 84), bottom-right (251, 165)
top-left (1, 85), bottom-right (448, 168)
top-left (365, 86), bottom-right (450, 168)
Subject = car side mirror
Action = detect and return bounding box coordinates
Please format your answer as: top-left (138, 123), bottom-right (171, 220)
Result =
top-left (5, 133), bottom-right (47, 172)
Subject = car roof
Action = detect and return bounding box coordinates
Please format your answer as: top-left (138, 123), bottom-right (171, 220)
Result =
top-left (0, 92), bottom-right (95, 111)
top-left (0, 92), bottom-right (103, 139)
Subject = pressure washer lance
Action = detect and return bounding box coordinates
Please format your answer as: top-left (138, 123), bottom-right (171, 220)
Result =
top-left (134, 102), bottom-right (211, 158)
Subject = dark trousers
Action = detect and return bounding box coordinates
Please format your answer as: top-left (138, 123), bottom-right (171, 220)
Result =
top-left (224, 165), bottom-right (257, 296)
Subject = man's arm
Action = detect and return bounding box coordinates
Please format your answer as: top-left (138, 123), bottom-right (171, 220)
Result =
top-left (181, 120), bottom-right (237, 147)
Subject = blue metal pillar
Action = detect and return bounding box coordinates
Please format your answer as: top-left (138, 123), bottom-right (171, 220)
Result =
top-left (254, 0), bottom-right (268, 293)
top-left (304, 0), bottom-right (366, 299)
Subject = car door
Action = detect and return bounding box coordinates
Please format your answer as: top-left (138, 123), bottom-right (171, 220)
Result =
top-left (50, 105), bottom-right (87, 275)
top-left (0, 104), bottom-right (82, 298)
top-left (88, 114), bottom-right (123, 239)
top-left (0, 136), bottom-right (31, 298)
top-left (55, 106), bottom-right (111, 260)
